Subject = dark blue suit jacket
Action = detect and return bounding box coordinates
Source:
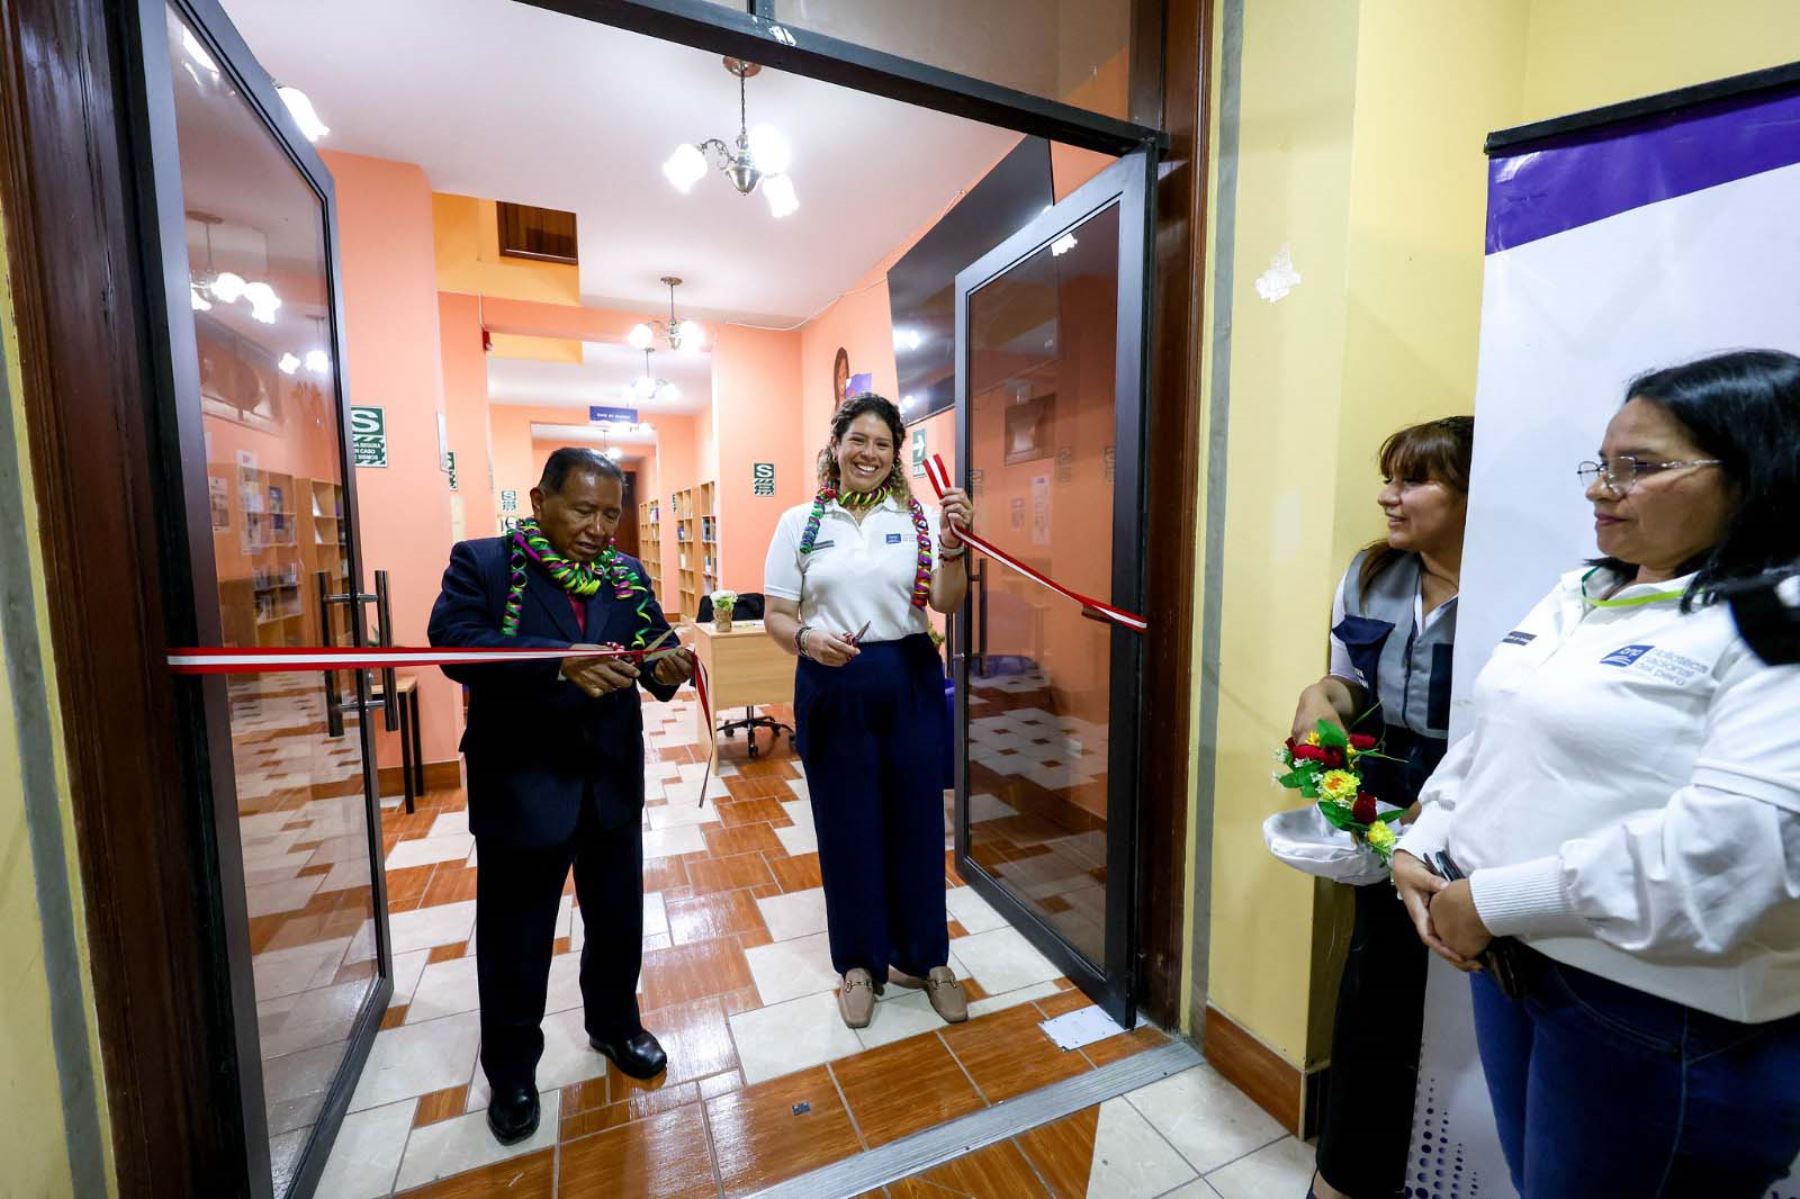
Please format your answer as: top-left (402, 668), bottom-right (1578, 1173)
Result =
top-left (427, 537), bottom-right (677, 848)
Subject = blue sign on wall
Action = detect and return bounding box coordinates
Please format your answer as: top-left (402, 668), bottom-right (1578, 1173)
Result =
top-left (589, 405), bottom-right (639, 424)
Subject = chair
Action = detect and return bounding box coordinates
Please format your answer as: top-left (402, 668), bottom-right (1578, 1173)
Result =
top-left (695, 592), bottom-right (766, 622)
top-left (694, 591), bottom-right (791, 758)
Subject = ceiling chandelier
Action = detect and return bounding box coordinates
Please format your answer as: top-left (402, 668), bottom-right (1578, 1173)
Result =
top-left (628, 348), bottom-right (679, 404)
top-left (629, 277), bottom-right (704, 354)
top-left (661, 58), bottom-right (798, 218)
top-left (188, 211), bottom-right (282, 323)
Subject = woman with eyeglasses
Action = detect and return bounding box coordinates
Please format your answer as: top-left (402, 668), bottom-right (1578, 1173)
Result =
top-left (1394, 350), bottom-right (1800, 1197)
top-left (1293, 415), bottom-right (1475, 1199)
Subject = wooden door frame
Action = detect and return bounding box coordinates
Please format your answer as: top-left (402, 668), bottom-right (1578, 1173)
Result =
top-left (0, 0), bottom-right (248, 1191)
top-left (0, 0), bottom-right (1213, 1187)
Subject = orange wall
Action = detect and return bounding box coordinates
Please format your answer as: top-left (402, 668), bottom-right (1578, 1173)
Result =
top-left (433, 193), bottom-right (581, 306)
top-left (710, 325), bottom-right (807, 592)
top-left (322, 149), bottom-right (461, 766)
top-left (439, 292), bottom-right (497, 543)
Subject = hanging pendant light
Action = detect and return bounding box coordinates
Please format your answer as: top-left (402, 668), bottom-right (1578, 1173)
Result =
top-left (661, 58), bottom-right (799, 218)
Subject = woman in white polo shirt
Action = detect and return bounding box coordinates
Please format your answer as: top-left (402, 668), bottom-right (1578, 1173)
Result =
top-left (763, 393), bottom-right (973, 1030)
top-left (1395, 350), bottom-right (1800, 1198)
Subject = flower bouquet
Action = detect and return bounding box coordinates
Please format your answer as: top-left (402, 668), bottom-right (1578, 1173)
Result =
top-left (1262, 720), bottom-right (1405, 885)
top-left (711, 589), bottom-right (738, 631)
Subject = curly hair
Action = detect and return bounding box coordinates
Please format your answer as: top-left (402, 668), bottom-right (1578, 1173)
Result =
top-left (817, 391), bottom-right (912, 500)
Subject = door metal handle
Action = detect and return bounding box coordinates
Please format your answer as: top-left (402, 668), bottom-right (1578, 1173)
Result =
top-left (314, 568), bottom-right (398, 734)
top-left (315, 570), bottom-right (345, 738)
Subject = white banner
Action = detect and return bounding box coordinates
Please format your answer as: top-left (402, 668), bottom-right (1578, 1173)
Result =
top-left (1409, 80), bottom-right (1800, 1198)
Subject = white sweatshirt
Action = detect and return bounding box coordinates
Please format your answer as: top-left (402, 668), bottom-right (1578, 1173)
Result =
top-left (1398, 567), bottom-right (1800, 1023)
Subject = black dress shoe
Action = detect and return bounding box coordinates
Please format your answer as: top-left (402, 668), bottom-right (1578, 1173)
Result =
top-left (589, 1030), bottom-right (668, 1080)
top-left (485, 1085), bottom-right (540, 1146)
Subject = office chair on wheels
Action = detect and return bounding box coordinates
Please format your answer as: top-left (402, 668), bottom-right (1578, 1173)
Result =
top-left (695, 591), bottom-right (794, 759)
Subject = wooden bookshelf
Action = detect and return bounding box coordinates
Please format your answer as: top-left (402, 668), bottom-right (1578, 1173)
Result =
top-left (213, 466), bottom-right (349, 649)
top-left (673, 482), bottom-right (715, 619)
top-left (698, 481), bottom-right (718, 601)
top-left (638, 497), bottom-right (664, 612)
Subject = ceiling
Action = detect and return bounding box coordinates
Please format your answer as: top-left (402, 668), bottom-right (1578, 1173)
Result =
top-left (487, 340), bottom-right (713, 415)
top-left (217, 0), bottom-right (1020, 326)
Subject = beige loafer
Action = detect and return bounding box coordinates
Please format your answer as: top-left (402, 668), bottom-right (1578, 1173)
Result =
top-left (924, 967), bottom-right (968, 1023)
top-left (888, 966), bottom-right (926, 990)
top-left (838, 968), bottom-right (879, 1029)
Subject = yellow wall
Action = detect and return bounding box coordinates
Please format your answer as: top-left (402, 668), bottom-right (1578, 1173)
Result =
top-left (1194, 0), bottom-right (1800, 1072)
top-left (0, 196), bottom-right (114, 1195)
top-left (1520, 0), bottom-right (1800, 120)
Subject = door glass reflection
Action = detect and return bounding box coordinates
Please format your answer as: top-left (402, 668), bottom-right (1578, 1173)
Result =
top-left (165, 7), bottom-right (376, 1191)
top-left (964, 204), bottom-right (1119, 965)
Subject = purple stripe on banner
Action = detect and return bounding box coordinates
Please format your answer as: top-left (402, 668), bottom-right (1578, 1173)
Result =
top-left (1487, 83), bottom-right (1800, 254)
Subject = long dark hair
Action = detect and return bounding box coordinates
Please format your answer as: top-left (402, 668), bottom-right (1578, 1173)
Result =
top-left (1595, 350), bottom-right (1800, 609)
top-left (1358, 415), bottom-right (1476, 601)
top-left (817, 392), bottom-right (911, 499)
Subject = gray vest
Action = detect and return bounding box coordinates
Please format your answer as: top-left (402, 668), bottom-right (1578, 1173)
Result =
top-left (1334, 550), bottom-right (1457, 739)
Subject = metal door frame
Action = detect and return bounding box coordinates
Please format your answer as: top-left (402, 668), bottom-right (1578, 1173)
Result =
top-left (118, 0), bottom-right (393, 1192)
top-left (951, 151), bottom-right (1154, 1027)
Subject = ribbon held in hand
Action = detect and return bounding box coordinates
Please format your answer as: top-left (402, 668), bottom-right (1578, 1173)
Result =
top-left (923, 454), bottom-right (1148, 634)
top-left (168, 642), bottom-right (718, 803)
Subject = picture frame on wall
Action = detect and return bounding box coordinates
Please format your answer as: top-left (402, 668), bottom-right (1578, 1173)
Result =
top-left (1004, 393), bottom-right (1054, 465)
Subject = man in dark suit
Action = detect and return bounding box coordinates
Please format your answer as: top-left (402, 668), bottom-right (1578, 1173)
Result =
top-left (428, 447), bottom-right (692, 1145)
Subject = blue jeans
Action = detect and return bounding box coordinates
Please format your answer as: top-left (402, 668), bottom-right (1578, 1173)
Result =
top-left (1470, 956), bottom-right (1800, 1198)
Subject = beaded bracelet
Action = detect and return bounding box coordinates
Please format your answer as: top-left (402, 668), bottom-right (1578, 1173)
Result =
top-left (794, 624), bottom-right (813, 660)
top-left (938, 542), bottom-right (967, 561)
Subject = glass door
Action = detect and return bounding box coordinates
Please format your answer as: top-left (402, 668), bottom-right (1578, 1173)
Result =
top-left (126, 0), bottom-right (391, 1193)
top-left (954, 151), bottom-right (1150, 1027)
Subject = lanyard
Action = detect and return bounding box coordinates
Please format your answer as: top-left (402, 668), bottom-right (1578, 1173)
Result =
top-left (1580, 566), bottom-right (1686, 610)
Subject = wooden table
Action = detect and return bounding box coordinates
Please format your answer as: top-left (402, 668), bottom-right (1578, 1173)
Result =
top-left (686, 620), bottom-right (794, 748)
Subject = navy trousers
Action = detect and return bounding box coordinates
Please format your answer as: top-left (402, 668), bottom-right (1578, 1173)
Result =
top-left (1471, 954), bottom-right (1800, 1198)
top-left (474, 791), bottom-right (644, 1092)
top-left (794, 634), bottom-right (951, 979)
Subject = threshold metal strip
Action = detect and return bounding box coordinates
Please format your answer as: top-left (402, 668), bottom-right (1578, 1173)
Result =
top-left (746, 1039), bottom-right (1204, 1199)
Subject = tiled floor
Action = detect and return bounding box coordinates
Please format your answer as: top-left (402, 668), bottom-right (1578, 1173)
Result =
top-left (300, 686), bottom-right (1310, 1198)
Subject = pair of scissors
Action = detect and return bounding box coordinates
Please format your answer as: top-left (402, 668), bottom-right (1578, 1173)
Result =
top-left (637, 627), bottom-right (687, 666)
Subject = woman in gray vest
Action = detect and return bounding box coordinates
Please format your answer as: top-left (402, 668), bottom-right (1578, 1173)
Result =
top-left (1292, 415), bottom-right (1475, 1199)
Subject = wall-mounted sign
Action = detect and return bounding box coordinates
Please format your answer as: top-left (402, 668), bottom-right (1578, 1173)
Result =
top-left (968, 468), bottom-right (985, 496)
top-left (1103, 444), bottom-right (1116, 484)
top-left (445, 451), bottom-right (458, 491)
top-left (752, 462), bottom-right (776, 497)
top-left (499, 488), bottom-right (519, 513)
top-left (350, 406), bottom-right (387, 468)
top-left (1055, 446), bottom-right (1074, 485)
top-left (910, 428), bottom-right (927, 478)
top-left (589, 405), bottom-right (639, 425)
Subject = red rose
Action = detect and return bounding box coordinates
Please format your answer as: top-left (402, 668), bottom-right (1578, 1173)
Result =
top-left (1352, 793), bottom-right (1378, 825)
top-left (1291, 744), bottom-right (1326, 764)
top-left (1349, 734), bottom-right (1377, 751)
top-left (1322, 747), bottom-right (1347, 769)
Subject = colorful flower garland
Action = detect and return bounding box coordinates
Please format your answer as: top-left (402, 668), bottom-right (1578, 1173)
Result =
top-left (502, 518), bottom-right (654, 646)
top-left (797, 485), bottom-right (932, 609)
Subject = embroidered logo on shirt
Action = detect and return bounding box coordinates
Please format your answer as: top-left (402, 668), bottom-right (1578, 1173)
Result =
top-left (1600, 644), bottom-right (1653, 667)
top-left (1501, 630), bottom-right (1537, 646)
top-left (885, 533), bottom-right (904, 544)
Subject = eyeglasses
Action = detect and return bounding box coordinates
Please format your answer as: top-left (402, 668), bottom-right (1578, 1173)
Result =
top-left (1576, 456), bottom-right (1722, 492)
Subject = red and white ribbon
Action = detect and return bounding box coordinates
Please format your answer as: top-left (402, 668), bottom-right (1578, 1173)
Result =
top-left (169, 643), bottom-right (714, 802)
top-left (924, 454), bottom-right (1148, 634)
top-left (166, 644), bottom-right (642, 675)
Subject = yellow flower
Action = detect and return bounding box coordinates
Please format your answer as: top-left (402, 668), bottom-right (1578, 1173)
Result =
top-left (1319, 769), bottom-right (1359, 804)
top-left (1365, 821), bottom-right (1397, 854)
top-left (1302, 731), bottom-right (1322, 747)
